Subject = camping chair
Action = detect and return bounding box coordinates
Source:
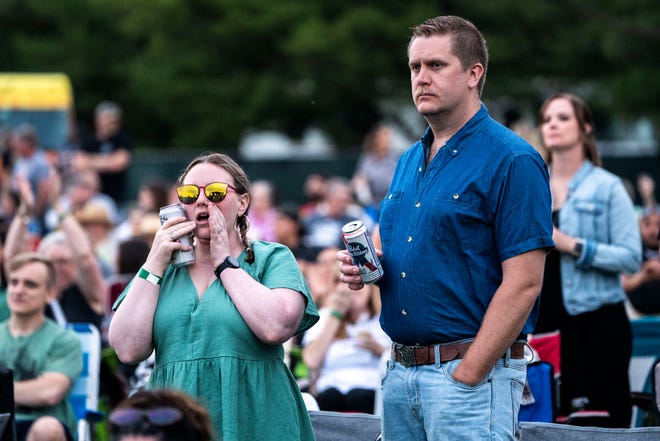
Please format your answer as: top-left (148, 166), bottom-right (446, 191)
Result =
top-left (628, 316), bottom-right (660, 427)
top-left (650, 358), bottom-right (660, 420)
top-left (519, 360), bottom-right (556, 423)
top-left (309, 410), bottom-right (381, 441)
top-left (66, 323), bottom-right (104, 441)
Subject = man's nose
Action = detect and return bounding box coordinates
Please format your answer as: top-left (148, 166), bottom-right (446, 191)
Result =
top-left (416, 66), bottom-right (431, 84)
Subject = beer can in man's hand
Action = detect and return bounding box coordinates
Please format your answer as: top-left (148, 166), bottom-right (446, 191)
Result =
top-left (341, 220), bottom-right (383, 284)
top-left (159, 203), bottom-right (196, 267)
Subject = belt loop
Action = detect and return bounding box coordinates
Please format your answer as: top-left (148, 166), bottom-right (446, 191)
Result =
top-left (433, 344), bottom-right (441, 367)
top-left (504, 346), bottom-right (511, 367)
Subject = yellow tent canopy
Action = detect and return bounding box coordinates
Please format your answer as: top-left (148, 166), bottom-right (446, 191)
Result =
top-left (0, 73), bottom-right (73, 110)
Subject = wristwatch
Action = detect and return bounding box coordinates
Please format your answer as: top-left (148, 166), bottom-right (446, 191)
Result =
top-left (573, 239), bottom-right (584, 258)
top-left (214, 256), bottom-right (240, 278)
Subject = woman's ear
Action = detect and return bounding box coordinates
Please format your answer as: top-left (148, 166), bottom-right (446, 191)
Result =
top-left (584, 123), bottom-right (592, 136)
top-left (237, 193), bottom-right (250, 217)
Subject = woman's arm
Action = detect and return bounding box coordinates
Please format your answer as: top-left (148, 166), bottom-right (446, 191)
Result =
top-left (45, 171), bottom-right (105, 315)
top-left (581, 182), bottom-right (641, 274)
top-left (109, 215), bottom-right (196, 363)
top-left (219, 269), bottom-right (307, 345)
top-left (3, 176), bottom-right (37, 276)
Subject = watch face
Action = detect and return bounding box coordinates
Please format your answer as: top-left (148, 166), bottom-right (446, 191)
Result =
top-left (227, 256), bottom-right (239, 268)
top-left (215, 256), bottom-right (240, 278)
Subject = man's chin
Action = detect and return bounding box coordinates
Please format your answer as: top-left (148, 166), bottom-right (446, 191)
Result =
top-left (416, 102), bottom-right (436, 114)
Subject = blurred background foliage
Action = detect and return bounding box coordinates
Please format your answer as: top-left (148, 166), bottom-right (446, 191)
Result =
top-left (0, 0), bottom-right (658, 151)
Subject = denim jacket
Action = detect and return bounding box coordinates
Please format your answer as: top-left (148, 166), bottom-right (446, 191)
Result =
top-left (557, 161), bottom-right (641, 315)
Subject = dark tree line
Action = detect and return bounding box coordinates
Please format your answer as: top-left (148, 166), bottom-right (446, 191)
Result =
top-left (0, 0), bottom-right (657, 150)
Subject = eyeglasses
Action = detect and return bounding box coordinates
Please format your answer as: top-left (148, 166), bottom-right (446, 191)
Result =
top-left (176, 182), bottom-right (237, 204)
top-left (108, 407), bottom-right (184, 428)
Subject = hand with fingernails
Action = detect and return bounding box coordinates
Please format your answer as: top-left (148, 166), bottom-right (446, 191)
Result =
top-left (144, 215), bottom-right (196, 276)
top-left (207, 202), bottom-right (232, 267)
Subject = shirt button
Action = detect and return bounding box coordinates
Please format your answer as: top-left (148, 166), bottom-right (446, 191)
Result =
top-left (407, 236), bottom-right (412, 242)
top-left (415, 202), bottom-right (421, 208)
top-left (402, 309), bottom-right (408, 315)
top-left (452, 149), bottom-right (458, 154)
top-left (453, 193), bottom-right (459, 199)
top-left (400, 272), bottom-right (406, 278)
top-left (388, 194), bottom-right (392, 199)
top-left (418, 167), bottom-right (422, 172)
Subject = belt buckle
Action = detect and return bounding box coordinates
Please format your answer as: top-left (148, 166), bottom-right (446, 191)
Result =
top-left (397, 345), bottom-right (415, 368)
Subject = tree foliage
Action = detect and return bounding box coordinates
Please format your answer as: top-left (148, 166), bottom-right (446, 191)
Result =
top-left (0, 0), bottom-right (657, 149)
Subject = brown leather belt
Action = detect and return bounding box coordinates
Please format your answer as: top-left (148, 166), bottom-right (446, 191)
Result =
top-left (393, 341), bottom-right (526, 368)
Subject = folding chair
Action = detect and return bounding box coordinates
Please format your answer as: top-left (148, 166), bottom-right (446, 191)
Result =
top-left (308, 410), bottom-right (381, 441)
top-left (628, 316), bottom-right (660, 427)
top-left (653, 358), bottom-right (660, 415)
top-left (518, 421), bottom-right (660, 440)
top-left (66, 323), bottom-right (104, 441)
top-left (519, 361), bottom-right (556, 423)
top-left (0, 368), bottom-right (15, 441)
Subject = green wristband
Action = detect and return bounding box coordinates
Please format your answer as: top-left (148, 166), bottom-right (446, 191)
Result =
top-left (138, 267), bottom-right (163, 286)
top-left (330, 310), bottom-right (345, 320)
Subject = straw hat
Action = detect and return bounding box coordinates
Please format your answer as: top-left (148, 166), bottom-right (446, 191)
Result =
top-left (76, 203), bottom-right (113, 227)
top-left (135, 212), bottom-right (161, 240)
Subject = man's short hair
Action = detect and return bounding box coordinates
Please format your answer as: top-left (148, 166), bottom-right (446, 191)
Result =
top-left (408, 15), bottom-right (489, 96)
top-left (13, 123), bottom-right (39, 145)
top-left (9, 252), bottom-right (57, 290)
top-left (95, 100), bottom-right (122, 119)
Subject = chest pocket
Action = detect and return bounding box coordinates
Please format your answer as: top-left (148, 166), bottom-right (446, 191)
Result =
top-left (431, 191), bottom-right (490, 250)
top-left (573, 198), bottom-right (606, 240)
top-left (379, 191), bottom-right (402, 246)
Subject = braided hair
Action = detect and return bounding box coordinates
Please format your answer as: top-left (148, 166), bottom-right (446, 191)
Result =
top-left (177, 152), bottom-right (255, 263)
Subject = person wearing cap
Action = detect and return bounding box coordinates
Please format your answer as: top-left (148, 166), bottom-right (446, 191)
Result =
top-left (0, 252), bottom-right (82, 441)
top-left (76, 202), bottom-right (119, 279)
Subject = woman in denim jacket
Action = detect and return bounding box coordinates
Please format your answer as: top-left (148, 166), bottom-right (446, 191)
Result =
top-left (534, 93), bottom-right (641, 427)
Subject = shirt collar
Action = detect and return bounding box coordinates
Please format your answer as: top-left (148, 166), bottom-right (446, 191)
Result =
top-left (420, 103), bottom-right (489, 157)
top-left (568, 160), bottom-right (594, 193)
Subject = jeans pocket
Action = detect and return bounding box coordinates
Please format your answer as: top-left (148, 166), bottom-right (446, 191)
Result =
top-left (441, 359), bottom-right (491, 390)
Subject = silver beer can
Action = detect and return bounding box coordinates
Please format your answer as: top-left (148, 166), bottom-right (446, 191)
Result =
top-left (159, 203), bottom-right (196, 267)
top-left (341, 220), bottom-right (383, 284)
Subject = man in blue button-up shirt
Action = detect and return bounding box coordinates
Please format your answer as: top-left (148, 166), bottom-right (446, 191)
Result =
top-left (338, 15), bottom-right (554, 440)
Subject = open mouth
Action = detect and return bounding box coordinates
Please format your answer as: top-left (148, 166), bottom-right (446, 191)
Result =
top-left (196, 213), bottom-right (209, 222)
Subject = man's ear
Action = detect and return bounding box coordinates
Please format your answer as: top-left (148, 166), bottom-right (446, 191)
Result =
top-left (45, 287), bottom-right (59, 304)
top-left (468, 63), bottom-right (484, 90)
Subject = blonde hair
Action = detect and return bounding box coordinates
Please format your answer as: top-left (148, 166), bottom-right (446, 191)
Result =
top-left (9, 252), bottom-right (57, 290)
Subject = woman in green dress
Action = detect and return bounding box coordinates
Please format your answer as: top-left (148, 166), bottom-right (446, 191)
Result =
top-left (109, 152), bottom-right (319, 440)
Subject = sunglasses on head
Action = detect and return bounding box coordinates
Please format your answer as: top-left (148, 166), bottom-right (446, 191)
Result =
top-left (176, 182), bottom-right (237, 204)
top-left (109, 407), bottom-right (184, 428)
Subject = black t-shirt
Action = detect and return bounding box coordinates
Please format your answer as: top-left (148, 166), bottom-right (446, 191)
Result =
top-left (46, 284), bottom-right (104, 333)
top-left (534, 211), bottom-right (568, 333)
top-left (81, 131), bottom-right (133, 203)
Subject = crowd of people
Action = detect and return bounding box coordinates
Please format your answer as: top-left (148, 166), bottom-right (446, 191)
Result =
top-left (0, 13), bottom-right (657, 441)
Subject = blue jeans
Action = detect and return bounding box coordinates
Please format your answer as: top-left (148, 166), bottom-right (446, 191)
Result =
top-left (381, 356), bottom-right (527, 440)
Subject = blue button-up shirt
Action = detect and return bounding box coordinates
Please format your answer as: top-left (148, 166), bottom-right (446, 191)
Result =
top-left (378, 105), bottom-right (554, 345)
